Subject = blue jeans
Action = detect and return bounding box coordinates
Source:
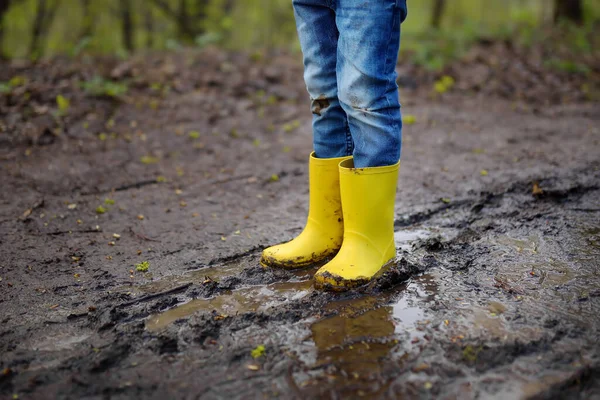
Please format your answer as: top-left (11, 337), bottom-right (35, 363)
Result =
top-left (293, 0), bottom-right (407, 168)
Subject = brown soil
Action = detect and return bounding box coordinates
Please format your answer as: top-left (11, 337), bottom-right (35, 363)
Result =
top-left (1, 47), bottom-right (599, 399)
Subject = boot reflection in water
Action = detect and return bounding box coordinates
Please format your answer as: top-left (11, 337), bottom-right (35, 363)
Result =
top-left (261, 0), bottom-right (408, 290)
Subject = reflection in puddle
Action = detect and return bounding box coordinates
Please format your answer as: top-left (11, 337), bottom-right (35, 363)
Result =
top-left (299, 275), bottom-right (437, 397)
top-left (146, 280), bottom-right (313, 332)
top-left (311, 306), bottom-right (395, 372)
top-left (307, 274), bottom-right (436, 392)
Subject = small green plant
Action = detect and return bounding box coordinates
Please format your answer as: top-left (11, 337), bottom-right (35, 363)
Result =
top-left (81, 76), bottom-right (128, 98)
top-left (251, 345), bottom-right (265, 359)
top-left (544, 59), bottom-right (591, 75)
top-left (135, 261), bottom-right (150, 272)
top-left (56, 95), bottom-right (70, 116)
top-left (70, 37), bottom-right (92, 57)
top-left (195, 32), bottom-right (222, 49)
top-left (0, 76), bottom-right (27, 93)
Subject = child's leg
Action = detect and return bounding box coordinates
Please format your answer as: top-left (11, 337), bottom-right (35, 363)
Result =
top-left (335, 0), bottom-right (407, 168)
top-left (260, 0), bottom-right (353, 270)
top-left (293, 0), bottom-right (354, 158)
top-left (314, 0), bottom-right (408, 290)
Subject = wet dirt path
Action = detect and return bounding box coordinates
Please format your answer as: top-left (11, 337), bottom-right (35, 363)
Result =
top-left (1, 53), bottom-right (599, 398)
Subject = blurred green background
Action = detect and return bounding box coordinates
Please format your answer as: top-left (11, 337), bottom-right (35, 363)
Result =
top-left (1, 0), bottom-right (599, 63)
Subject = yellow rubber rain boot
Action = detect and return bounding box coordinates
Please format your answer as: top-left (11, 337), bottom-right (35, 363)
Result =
top-left (260, 152), bottom-right (352, 269)
top-left (314, 159), bottom-right (400, 290)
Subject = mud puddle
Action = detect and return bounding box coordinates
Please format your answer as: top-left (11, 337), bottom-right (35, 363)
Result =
top-left (144, 228), bottom-right (439, 333)
top-left (146, 279), bottom-right (313, 332)
top-left (293, 274), bottom-right (437, 396)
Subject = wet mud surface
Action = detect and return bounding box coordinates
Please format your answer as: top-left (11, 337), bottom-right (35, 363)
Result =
top-left (1, 51), bottom-right (600, 399)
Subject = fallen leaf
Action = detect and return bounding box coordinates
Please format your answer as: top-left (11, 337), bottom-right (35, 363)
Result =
top-left (247, 364), bottom-right (260, 371)
top-left (96, 206), bottom-right (107, 214)
top-left (56, 95), bottom-right (70, 115)
top-left (67, 203), bottom-right (77, 210)
top-left (434, 81), bottom-right (448, 94)
top-left (19, 198), bottom-right (44, 221)
top-left (403, 114), bottom-right (417, 125)
top-left (532, 182), bottom-right (543, 196)
top-left (140, 155), bottom-right (159, 165)
top-left (412, 363), bottom-right (429, 372)
top-left (480, 169), bottom-right (488, 176)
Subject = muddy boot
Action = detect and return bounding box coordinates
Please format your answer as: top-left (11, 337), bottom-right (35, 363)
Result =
top-left (260, 152), bottom-right (352, 269)
top-left (314, 159), bottom-right (400, 290)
